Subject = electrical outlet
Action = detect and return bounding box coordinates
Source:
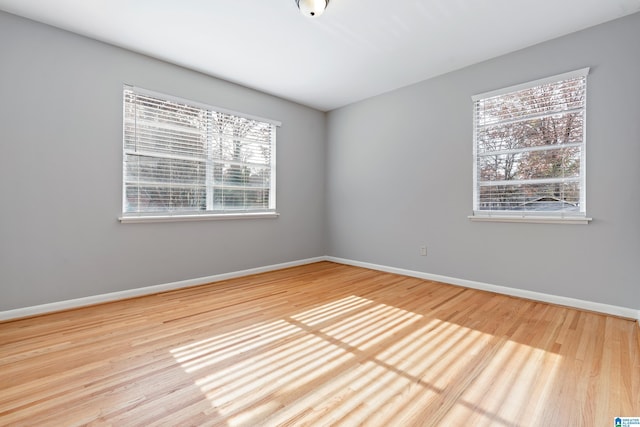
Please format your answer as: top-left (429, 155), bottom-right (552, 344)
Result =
top-left (420, 246), bottom-right (427, 256)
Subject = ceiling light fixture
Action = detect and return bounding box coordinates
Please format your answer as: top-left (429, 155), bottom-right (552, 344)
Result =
top-left (295, 0), bottom-right (330, 17)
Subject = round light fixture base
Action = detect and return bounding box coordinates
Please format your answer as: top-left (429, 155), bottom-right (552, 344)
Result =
top-left (295, 0), bottom-right (330, 17)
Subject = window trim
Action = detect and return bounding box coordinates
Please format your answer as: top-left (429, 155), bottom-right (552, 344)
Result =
top-left (119, 85), bottom-right (281, 223)
top-left (119, 212), bottom-right (280, 224)
top-left (467, 214), bottom-right (592, 225)
top-left (471, 68), bottom-right (590, 224)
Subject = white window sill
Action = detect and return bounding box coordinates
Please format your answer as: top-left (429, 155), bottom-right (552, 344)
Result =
top-left (119, 212), bottom-right (280, 224)
top-left (468, 215), bottom-right (592, 225)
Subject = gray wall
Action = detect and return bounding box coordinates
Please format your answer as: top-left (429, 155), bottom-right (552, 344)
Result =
top-left (326, 12), bottom-right (640, 310)
top-left (2, 10), bottom-right (638, 313)
top-left (0, 11), bottom-right (327, 311)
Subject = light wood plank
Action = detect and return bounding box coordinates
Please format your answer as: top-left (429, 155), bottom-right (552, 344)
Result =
top-left (1, 262), bottom-right (638, 426)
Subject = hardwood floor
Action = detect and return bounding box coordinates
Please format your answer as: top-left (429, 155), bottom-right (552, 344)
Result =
top-left (1, 261), bottom-right (638, 426)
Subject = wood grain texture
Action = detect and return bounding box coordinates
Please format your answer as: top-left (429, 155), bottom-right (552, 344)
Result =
top-left (1, 262), bottom-right (638, 426)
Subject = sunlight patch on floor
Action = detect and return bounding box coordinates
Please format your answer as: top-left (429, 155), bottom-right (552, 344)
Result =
top-left (448, 340), bottom-right (563, 425)
top-left (170, 295), bottom-right (562, 426)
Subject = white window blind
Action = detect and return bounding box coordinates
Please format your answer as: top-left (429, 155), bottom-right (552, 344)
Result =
top-left (122, 86), bottom-right (279, 220)
top-left (472, 68), bottom-right (589, 220)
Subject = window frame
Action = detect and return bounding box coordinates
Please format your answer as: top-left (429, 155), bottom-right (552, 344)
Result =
top-left (119, 85), bottom-right (281, 223)
top-left (470, 68), bottom-right (592, 224)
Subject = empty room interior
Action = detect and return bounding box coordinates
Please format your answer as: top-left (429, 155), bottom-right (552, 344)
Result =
top-left (0, 0), bottom-right (639, 425)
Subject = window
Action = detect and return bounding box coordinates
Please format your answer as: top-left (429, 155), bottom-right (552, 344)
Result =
top-left (121, 86), bottom-right (279, 222)
top-left (471, 68), bottom-right (590, 223)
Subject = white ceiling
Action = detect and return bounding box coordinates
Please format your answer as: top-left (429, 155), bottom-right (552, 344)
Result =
top-left (1, 0), bottom-right (639, 111)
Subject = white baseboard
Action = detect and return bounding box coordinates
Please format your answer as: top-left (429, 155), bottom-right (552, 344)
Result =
top-left (2, 255), bottom-right (638, 323)
top-left (0, 257), bottom-right (326, 322)
top-left (327, 257), bottom-right (640, 322)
